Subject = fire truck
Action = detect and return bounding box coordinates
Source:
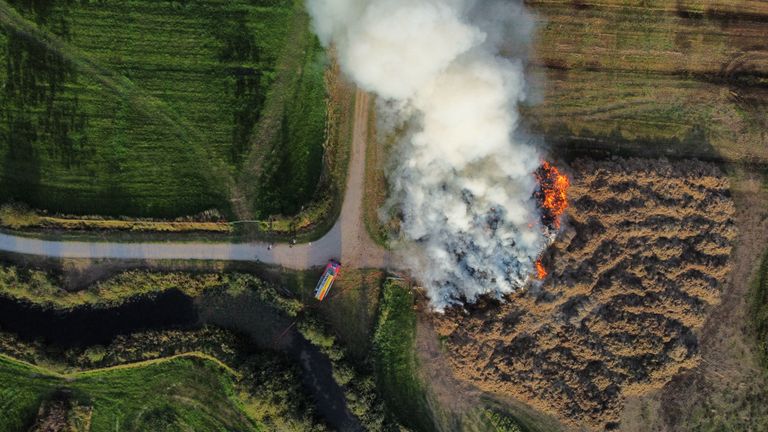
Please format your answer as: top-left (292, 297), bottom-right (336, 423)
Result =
top-left (314, 260), bottom-right (341, 301)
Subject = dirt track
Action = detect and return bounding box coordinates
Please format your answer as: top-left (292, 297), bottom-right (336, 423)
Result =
top-left (0, 89), bottom-right (390, 270)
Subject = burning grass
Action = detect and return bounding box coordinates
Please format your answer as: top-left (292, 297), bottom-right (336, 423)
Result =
top-left (533, 161), bottom-right (571, 280)
top-left (535, 161), bottom-right (570, 230)
top-left (432, 157), bottom-right (737, 430)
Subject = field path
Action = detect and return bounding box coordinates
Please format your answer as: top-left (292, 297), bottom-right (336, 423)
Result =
top-left (0, 90), bottom-right (390, 270)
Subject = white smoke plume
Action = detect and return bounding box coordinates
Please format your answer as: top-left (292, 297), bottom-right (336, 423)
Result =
top-left (307, 0), bottom-right (547, 309)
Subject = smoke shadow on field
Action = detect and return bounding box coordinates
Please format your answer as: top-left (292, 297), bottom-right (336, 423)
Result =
top-left (526, 120), bottom-right (721, 164)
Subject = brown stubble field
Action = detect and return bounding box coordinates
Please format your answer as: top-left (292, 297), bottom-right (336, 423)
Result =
top-left (523, 1), bottom-right (768, 429)
top-left (431, 158), bottom-right (739, 430)
top-left (407, 1), bottom-right (768, 431)
top-left (522, 0), bottom-right (768, 163)
top-left (620, 167), bottom-right (768, 431)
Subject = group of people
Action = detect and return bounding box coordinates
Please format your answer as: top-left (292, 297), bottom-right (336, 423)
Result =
top-left (265, 238), bottom-right (300, 251)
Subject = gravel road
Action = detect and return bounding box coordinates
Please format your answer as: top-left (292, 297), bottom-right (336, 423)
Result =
top-left (0, 89), bottom-right (390, 270)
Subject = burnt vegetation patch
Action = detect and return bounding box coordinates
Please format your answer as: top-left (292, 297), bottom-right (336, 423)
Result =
top-left (433, 158), bottom-right (737, 430)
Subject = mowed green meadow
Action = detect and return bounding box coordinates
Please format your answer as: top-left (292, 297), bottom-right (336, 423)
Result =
top-left (0, 0), bottom-right (327, 218)
top-left (0, 355), bottom-right (260, 431)
top-left (373, 280), bottom-right (435, 432)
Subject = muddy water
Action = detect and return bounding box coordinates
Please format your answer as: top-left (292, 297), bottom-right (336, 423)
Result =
top-left (0, 290), bottom-right (197, 347)
top-left (197, 290), bottom-right (363, 432)
top-left (0, 290), bottom-right (362, 431)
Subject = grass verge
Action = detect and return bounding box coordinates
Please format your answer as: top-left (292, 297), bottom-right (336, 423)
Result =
top-left (0, 262), bottom-right (301, 313)
top-left (362, 99), bottom-right (391, 247)
top-left (750, 249), bottom-right (768, 366)
top-left (373, 279), bottom-right (435, 431)
top-left (283, 268), bottom-right (383, 360)
top-left (0, 203), bottom-right (231, 233)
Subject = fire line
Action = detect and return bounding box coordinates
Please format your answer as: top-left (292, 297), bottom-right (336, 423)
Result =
top-left (535, 161), bottom-right (570, 230)
top-left (533, 161), bottom-right (570, 280)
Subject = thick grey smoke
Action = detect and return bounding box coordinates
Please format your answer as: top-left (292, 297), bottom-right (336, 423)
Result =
top-left (307, 0), bottom-right (547, 309)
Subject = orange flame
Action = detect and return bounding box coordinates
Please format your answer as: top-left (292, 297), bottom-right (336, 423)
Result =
top-left (535, 161), bottom-right (570, 229)
top-left (535, 258), bottom-right (547, 280)
top-left (532, 162), bottom-right (569, 281)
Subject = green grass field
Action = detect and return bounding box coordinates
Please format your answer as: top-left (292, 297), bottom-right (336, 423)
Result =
top-left (0, 354), bottom-right (259, 432)
top-left (372, 280), bottom-right (435, 432)
top-left (0, 0), bottom-right (327, 218)
top-left (250, 37), bottom-right (328, 217)
top-left (750, 250), bottom-right (768, 366)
